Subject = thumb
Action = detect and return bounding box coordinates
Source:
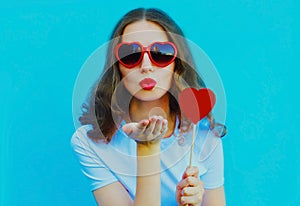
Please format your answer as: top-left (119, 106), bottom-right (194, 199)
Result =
top-left (122, 124), bottom-right (134, 135)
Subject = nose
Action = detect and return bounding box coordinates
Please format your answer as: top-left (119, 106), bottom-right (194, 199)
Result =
top-left (140, 52), bottom-right (153, 72)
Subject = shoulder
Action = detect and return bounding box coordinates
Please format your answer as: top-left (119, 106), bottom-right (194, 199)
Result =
top-left (195, 128), bottom-right (223, 162)
top-left (70, 124), bottom-right (94, 149)
top-left (70, 124), bottom-right (127, 154)
top-left (195, 130), bottom-right (224, 189)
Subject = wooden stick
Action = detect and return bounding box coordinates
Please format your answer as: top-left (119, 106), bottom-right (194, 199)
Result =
top-left (189, 124), bottom-right (197, 167)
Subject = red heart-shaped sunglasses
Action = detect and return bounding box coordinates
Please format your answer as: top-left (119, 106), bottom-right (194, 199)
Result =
top-left (114, 41), bottom-right (177, 68)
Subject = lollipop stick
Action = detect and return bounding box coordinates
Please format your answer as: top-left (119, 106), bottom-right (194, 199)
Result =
top-left (189, 123), bottom-right (197, 167)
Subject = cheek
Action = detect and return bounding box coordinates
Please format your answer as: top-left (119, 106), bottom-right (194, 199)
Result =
top-left (161, 66), bottom-right (174, 83)
top-left (119, 65), bottom-right (138, 80)
top-left (119, 69), bottom-right (134, 88)
top-left (119, 66), bottom-right (128, 78)
top-left (118, 69), bottom-right (139, 95)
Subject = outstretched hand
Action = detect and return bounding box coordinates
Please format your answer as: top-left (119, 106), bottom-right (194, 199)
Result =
top-left (122, 116), bottom-right (168, 143)
top-left (176, 166), bottom-right (205, 206)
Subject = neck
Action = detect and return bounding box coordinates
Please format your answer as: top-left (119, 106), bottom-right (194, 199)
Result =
top-left (129, 93), bottom-right (170, 122)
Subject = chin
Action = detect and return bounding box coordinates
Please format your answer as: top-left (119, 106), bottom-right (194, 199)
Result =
top-left (133, 89), bottom-right (167, 102)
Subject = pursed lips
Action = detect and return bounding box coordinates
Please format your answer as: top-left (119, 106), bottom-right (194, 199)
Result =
top-left (139, 78), bottom-right (157, 90)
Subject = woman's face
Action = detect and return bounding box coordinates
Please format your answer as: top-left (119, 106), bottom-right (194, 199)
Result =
top-left (118, 20), bottom-right (175, 102)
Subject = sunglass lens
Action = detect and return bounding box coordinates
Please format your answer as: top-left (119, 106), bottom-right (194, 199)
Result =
top-left (150, 43), bottom-right (175, 65)
top-left (118, 43), bottom-right (142, 66)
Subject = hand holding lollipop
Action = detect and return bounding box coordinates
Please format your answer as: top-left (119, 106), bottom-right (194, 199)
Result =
top-left (177, 88), bottom-right (216, 206)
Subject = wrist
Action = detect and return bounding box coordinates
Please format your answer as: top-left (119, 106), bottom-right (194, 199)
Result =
top-left (135, 136), bottom-right (161, 146)
top-left (136, 142), bottom-right (161, 176)
top-left (137, 141), bottom-right (161, 156)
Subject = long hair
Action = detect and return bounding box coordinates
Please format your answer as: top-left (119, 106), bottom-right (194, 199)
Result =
top-left (79, 8), bottom-right (226, 143)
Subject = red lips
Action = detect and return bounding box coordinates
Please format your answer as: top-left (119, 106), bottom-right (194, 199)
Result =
top-left (139, 78), bottom-right (157, 90)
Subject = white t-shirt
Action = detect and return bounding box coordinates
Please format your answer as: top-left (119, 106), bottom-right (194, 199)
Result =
top-left (71, 119), bottom-right (224, 205)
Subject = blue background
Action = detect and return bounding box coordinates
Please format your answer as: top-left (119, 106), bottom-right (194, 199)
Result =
top-left (1, 0), bottom-right (299, 205)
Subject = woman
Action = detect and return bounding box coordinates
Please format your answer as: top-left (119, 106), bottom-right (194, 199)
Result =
top-left (72, 8), bottom-right (226, 206)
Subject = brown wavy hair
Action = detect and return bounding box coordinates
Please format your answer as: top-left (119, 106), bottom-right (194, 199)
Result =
top-left (79, 8), bottom-right (226, 143)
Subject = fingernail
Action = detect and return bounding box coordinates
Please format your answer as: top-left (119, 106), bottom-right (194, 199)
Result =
top-left (181, 197), bottom-right (186, 204)
top-left (186, 168), bottom-right (193, 175)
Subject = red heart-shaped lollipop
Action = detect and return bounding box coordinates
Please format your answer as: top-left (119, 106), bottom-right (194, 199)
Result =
top-left (178, 88), bottom-right (216, 124)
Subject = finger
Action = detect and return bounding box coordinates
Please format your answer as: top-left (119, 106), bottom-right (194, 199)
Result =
top-left (137, 119), bottom-right (150, 130)
top-left (181, 186), bottom-right (204, 196)
top-left (133, 120), bottom-right (149, 136)
top-left (122, 124), bottom-right (133, 135)
top-left (153, 116), bottom-right (163, 136)
top-left (161, 119), bottom-right (168, 134)
top-left (183, 166), bottom-right (199, 178)
top-left (144, 116), bottom-right (158, 136)
top-left (177, 176), bottom-right (200, 189)
top-left (122, 120), bottom-right (148, 136)
top-left (181, 193), bottom-right (203, 206)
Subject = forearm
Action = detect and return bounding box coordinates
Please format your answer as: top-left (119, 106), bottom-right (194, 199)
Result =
top-left (134, 143), bottom-right (161, 206)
